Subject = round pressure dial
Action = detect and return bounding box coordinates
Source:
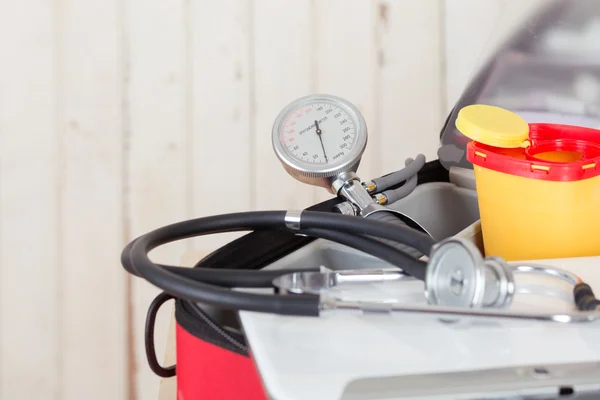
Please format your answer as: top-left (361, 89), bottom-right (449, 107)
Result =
top-left (272, 94), bottom-right (368, 189)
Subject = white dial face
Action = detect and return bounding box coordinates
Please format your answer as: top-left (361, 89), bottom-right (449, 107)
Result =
top-left (279, 102), bottom-right (357, 165)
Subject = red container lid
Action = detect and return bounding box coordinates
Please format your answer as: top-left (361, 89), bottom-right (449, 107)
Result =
top-left (457, 105), bottom-right (600, 182)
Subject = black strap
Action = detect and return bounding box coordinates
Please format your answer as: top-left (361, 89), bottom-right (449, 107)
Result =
top-left (145, 292), bottom-right (176, 378)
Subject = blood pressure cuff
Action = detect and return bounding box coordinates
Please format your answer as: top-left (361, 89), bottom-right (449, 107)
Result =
top-left (171, 159), bottom-right (449, 400)
top-left (175, 299), bottom-right (268, 400)
top-left (193, 159), bottom-right (449, 272)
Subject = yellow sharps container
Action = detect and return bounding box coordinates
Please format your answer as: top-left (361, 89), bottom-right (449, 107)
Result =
top-left (457, 104), bottom-right (600, 261)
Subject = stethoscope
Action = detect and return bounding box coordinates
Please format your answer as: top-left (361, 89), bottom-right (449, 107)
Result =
top-left (121, 209), bottom-right (600, 325)
top-left (121, 94), bottom-right (600, 325)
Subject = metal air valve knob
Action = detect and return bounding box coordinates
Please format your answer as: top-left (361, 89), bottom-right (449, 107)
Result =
top-left (425, 238), bottom-right (515, 309)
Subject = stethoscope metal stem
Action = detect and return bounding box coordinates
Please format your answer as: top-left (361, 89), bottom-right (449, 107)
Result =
top-left (273, 254), bottom-right (600, 323)
top-left (274, 264), bottom-right (581, 297)
top-left (273, 268), bottom-right (410, 295)
top-left (319, 297), bottom-right (600, 324)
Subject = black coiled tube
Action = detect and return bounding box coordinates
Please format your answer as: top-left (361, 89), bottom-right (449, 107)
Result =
top-left (122, 210), bottom-right (433, 316)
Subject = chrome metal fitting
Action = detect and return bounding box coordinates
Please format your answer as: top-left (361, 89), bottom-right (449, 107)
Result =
top-left (339, 179), bottom-right (378, 215)
top-left (332, 201), bottom-right (359, 216)
top-left (362, 180), bottom-right (377, 193)
top-left (330, 171), bottom-right (360, 195)
top-left (284, 210), bottom-right (302, 230)
top-left (374, 193), bottom-right (388, 205)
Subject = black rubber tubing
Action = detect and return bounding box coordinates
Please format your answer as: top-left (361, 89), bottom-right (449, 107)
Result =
top-left (123, 210), bottom-right (432, 316)
top-left (161, 264), bottom-right (318, 288)
top-left (121, 210), bottom-right (435, 281)
top-left (168, 225), bottom-right (425, 286)
top-left (124, 225), bottom-right (425, 289)
top-left (123, 241), bottom-right (320, 288)
top-left (126, 218), bottom-right (428, 316)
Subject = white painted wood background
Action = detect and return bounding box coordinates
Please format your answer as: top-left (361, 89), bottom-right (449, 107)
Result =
top-left (0, 1), bottom-right (545, 399)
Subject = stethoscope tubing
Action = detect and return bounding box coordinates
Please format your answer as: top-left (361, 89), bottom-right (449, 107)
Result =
top-left (122, 210), bottom-right (433, 316)
top-left (122, 209), bottom-right (600, 322)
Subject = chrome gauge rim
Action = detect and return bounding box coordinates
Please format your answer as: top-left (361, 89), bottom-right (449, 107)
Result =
top-left (272, 94), bottom-right (368, 180)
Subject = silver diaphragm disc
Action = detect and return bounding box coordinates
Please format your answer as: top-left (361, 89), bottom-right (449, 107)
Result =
top-left (425, 238), bottom-right (486, 308)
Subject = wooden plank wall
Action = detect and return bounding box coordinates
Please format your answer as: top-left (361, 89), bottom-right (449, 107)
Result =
top-left (0, 1), bottom-right (545, 399)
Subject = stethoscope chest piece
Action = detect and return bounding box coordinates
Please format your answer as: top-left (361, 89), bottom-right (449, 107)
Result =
top-left (425, 238), bottom-right (487, 308)
top-left (425, 238), bottom-right (516, 309)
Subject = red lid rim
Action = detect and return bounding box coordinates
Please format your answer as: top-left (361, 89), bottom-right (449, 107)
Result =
top-left (466, 123), bottom-right (600, 182)
top-left (526, 138), bottom-right (600, 164)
